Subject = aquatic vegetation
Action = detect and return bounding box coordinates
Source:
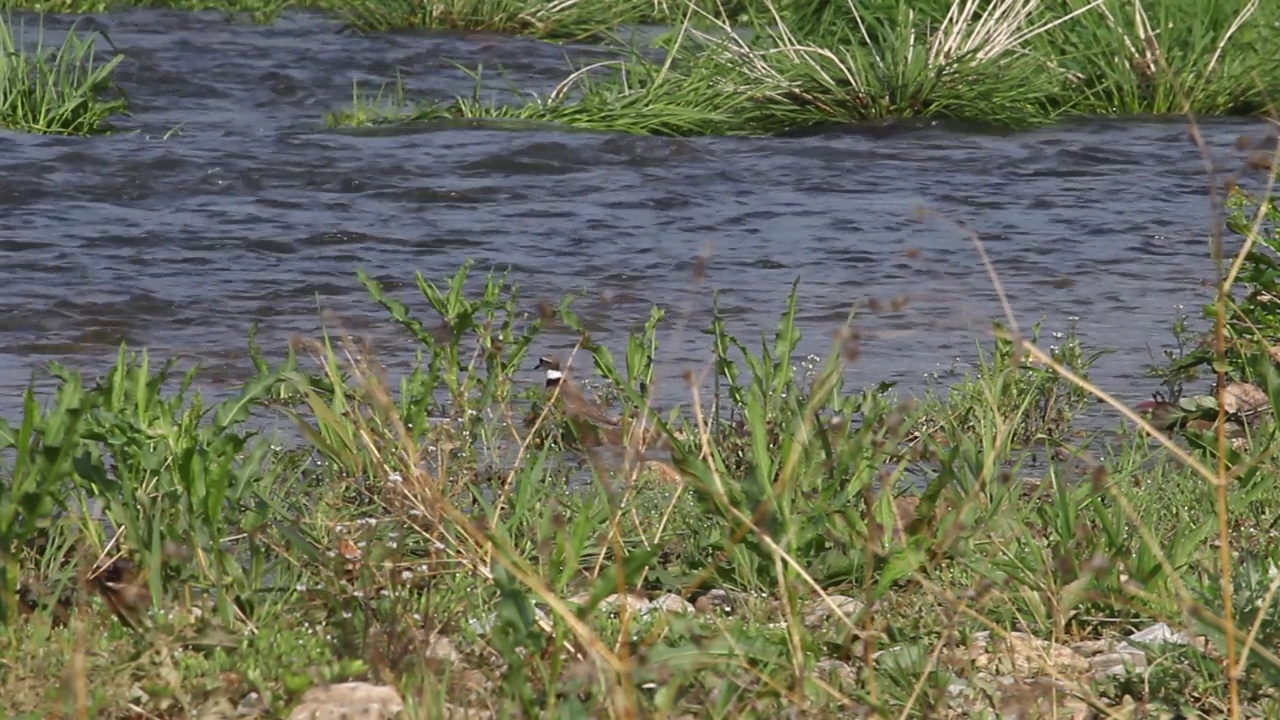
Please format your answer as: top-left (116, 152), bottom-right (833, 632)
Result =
top-left (327, 58), bottom-right (785, 136)
top-left (332, 0), bottom-right (649, 38)
top-left (6, 234), bottom-right (1280, 716)
top-left (0, 0), bottom-right (295, 23)
top-left (1041, 0), bottom-right (1277, 116)
top-left (332, 0), bottom-right (760, 35)
top-left (0, 15), bottom-right (128, 135)
top-left (332, 0), bottom-right (1280, 135)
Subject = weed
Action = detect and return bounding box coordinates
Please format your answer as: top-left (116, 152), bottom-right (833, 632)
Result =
top-left (0, 15), bottom-right (128, 135)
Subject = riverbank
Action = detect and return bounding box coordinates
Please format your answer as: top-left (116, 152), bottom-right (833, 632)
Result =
top-left (5, 233), bottom-right (1280, 717)
top-left (329, 0), bottom-right (1280, 135)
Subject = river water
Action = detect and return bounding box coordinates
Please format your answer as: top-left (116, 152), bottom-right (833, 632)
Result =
top-left (1, 10), bottom-right (1275, 423)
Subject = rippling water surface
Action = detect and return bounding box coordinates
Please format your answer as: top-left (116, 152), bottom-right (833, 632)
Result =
top-left (2, 10), bottom-right (1275, 419)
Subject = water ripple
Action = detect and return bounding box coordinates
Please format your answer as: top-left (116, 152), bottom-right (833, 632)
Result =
top-left (0, 10), bottom-right (1273, 416)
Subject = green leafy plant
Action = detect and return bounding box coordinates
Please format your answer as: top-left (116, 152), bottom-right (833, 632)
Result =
top-left (0, 15), bottom-right (128, 135)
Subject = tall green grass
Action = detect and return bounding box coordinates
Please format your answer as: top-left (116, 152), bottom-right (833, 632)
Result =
top-left (332, 0), bottom-right (1280, 135)
top-left (1039, 0), bottom-right (1276, 116)
top-left (327, 57), bottom-right (783, 136)
top-left (0, 15), bottom-right (128, 136)
top-left (331, 0), bottom-right (650, 38)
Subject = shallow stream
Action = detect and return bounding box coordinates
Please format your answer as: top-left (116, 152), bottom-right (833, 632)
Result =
top-left (2, 10), bottom-right (1274, 421)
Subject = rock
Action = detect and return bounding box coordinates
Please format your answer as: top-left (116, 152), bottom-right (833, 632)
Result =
top-left (803, 595), bottom-right (865, 629)
top-left (424, 635), bottom-right (460, 664)
top-left (589, 593), bottom-right (650, 614)
top-left (443, 705), bottom-right (494, 720)
top-left (1067, 640), bottom-right (1111, 658)
top-left (993, 676), bottom-right (1094, 719)
top-left (812, 658), bottom-right (859, 690)
top-left (945, 674), bottom-right (1093, 719)
top-left (948, 632), bottom-right (1090, 678)
top-left (1068, 638), bottom-right (1148, 681)
top-left (568, 592), bottom-right (693, 617)
top-left (1070, 625), bottom-right (1206, 681)
top-left (1128, 622), bottom-right (1192, 647)
top-left (236, 691), bottom-right (266, 717)
top-left (938, 633), bottom-right (1100, 718)
top-left (1087, 645), bottom-right (1147, 680)
top-left (646, 593), bottom-right (694, 615)
top-left (196, 697), bottom-right (238, 720)
top-left (1222, 381), bottom-right (1269, 415)
top-left (693, 589), bottom-right (735, 615)
top-left (287, 682), bottom-right (404, 720)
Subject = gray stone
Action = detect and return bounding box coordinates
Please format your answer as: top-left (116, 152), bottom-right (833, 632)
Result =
top-left (645, 593), bottom-right (695, 615)
top-left (948, 674), bottom-right (1094, 719)
top-left (236, 691), bottom-right (266, 717)
top-left (812, 658), bottom-right (858, 689)
top-left (287, 682), bottom-right (404, 720)
top-left (1067, 640), bottom-right (1111, 658)
top-left (802, 595), bottom-right (865, 628)
top-left (1128, 622), bottom-right (1192, 647)
top-left (424, 634), bottom-right (461, 663)
top-left (693, 589), bottom-right (735, 615)
top-left (443, 705), bottom-right (494, 720)
top-left (1088, 645), bottom-right (1148, 679)
top-left (947, 631), bottom-right (1090, 678)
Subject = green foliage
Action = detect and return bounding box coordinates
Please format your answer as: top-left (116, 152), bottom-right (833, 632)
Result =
top-left (1040, 0), bottom-right (1278, 116)
top-left (0, 378), bottom-right (89, 623)
top-left (0, 0), bottom-right (296, 23)
top-left (1155, 176), bottom-right (1280, 384)
top-left (327, 57), bottom-right (778, 137)
top-left (0, 15), bottom-right (128, 135)
top-left (921, 320), bottom-right (1105, 448)
top-left (332, 0), bottom-right (649, 38)
top-left (330, 0), bottom-right (1280, 136)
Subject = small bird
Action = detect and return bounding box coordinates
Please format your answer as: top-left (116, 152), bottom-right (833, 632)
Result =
top-left (91, 557), bottom-right (152, 632)
top-left (529, 356), bottom-right (632, 449)
top-left (534, 357), bottom-right (623, 426)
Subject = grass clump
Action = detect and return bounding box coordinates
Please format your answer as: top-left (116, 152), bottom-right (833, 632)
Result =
top-left (331, 0), bottom-right (1280, 136)
top-left (0, 0), bottom-right (293, 23)
top-left (0, 15), bottom-right (127, 135)
top-left (327, 58), bottom-right (782, 137)
top-left (1041, 0), bottom-right (1276, 116)
top-left (331, 0), bottom-right (652, 39)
